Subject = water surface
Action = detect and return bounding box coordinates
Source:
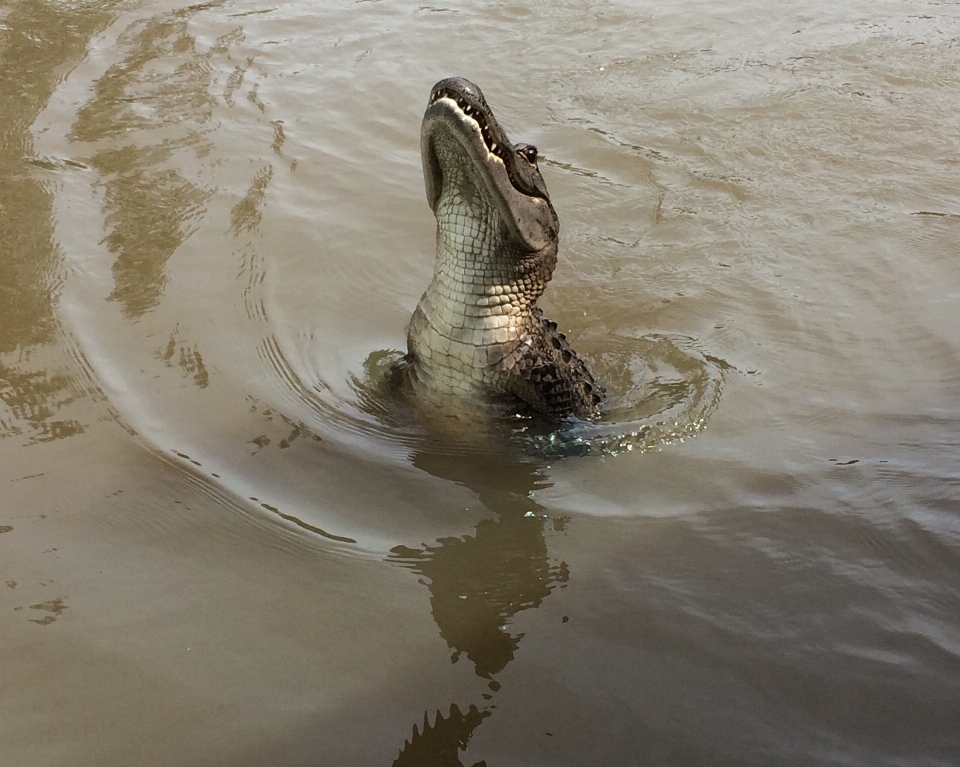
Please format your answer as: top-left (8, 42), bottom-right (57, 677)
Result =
top-left (2, 0), bottom-right (960, 764)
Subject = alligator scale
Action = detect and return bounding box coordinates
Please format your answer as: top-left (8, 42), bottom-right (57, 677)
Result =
top-left (397, 77), bottom-right (603, 420)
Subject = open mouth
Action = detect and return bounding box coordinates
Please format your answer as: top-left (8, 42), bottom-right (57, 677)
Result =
top-left (429, 87), bottom-right (508, 163)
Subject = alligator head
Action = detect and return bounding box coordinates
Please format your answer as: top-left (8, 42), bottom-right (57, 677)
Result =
top-left (421, 76), bottom-right (559, 273)
top-left (403, 77), bottom-right (602, 420)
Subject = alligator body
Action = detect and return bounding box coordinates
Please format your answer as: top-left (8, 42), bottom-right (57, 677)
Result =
top-left (399, 77), bottom-right (603, 420)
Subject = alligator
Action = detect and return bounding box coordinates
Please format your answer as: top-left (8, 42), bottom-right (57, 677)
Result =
top-left (396, 77), bottom-right (604, 420)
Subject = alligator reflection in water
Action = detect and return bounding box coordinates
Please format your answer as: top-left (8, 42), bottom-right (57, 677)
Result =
top-left (388, 445), bottom-right (566, 765)
top-left (392, 704), bottom-right (490, 767)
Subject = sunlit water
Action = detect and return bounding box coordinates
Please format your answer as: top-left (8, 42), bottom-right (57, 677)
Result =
top-left (3, 0), bottom-right (960, 764)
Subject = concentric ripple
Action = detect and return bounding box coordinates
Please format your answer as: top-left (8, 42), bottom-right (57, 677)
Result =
top-left (36, 0), bottom-right (729, 547)
top-left (346, 335), bottom-right (726, 459)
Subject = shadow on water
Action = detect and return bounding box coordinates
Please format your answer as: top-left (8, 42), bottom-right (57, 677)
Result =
top-left (387, 440), bottom-right (566, 766)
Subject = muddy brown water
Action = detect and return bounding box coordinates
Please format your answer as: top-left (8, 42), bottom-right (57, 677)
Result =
top-left (3, 0), bottom-right (960, 764)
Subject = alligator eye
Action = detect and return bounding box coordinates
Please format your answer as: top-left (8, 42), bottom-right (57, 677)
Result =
top-left (519, 144), bottom-right (538, 164)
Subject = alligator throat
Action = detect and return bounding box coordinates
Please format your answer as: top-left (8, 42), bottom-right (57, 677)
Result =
top-left (400, 77), bottom-right (603, 420)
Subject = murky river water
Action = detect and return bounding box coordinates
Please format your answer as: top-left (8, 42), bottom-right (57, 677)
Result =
top-left (3, 0), bottom-right (960, 764)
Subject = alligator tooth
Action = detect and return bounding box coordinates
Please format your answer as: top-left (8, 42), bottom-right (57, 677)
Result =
top-left (490, 142), bottom-right (497, 152)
